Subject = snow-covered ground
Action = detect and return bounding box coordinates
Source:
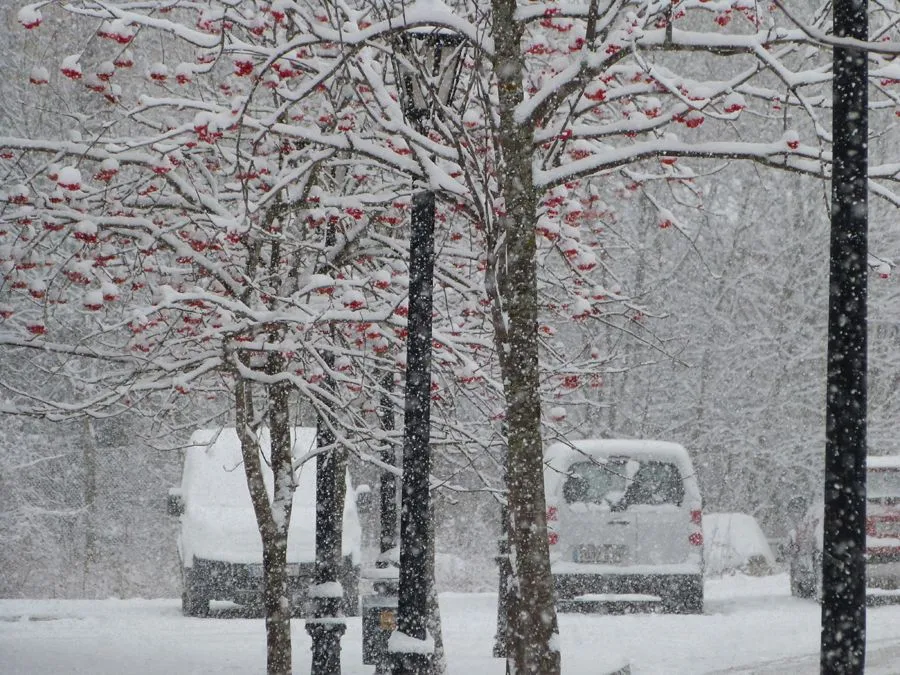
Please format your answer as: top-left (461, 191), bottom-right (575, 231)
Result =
top-left (3, 574), bottom-right (900, 674)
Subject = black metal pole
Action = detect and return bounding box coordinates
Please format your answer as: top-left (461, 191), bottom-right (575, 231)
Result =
top-left (392, 190), bottom-right (437, 674)
top-left (821, 0), bottom-right (868, 672)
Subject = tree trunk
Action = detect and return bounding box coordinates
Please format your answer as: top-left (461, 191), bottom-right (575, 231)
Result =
top-left (426, 518), bottom-right (446, 675)
top-left (235, 371), bottom-right (294, 675)
top-left (266, 371), bottom-right (296, 675)
top-left (82, 418), bottom-right (98, 597)
top-left (493, 486), bottom-right (514, 660)
top-left (488, 1), bottom-right (560, 671)
top-left (379, 371), bottom-right (398, 554)
top-left (308, 344), bottom-right (347, 675)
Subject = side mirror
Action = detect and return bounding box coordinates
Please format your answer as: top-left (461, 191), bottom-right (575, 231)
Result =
top-left (356, 484), bottom-right (373, 513)
top-left (167, 487), bottom-right (185, 517)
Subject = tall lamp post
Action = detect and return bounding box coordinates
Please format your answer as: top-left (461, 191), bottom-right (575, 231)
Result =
top-left (821, 0), bottom-right (869, 672)
top-left (390, 30), bottom-right (464, 675)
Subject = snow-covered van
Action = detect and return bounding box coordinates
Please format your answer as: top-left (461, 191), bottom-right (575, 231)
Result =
top-left (788, 454), bottom-right (900, 599)
top-left (167, 427), bottom-right (362, 617)
top-left (544, 439), bottom-right (704, 613)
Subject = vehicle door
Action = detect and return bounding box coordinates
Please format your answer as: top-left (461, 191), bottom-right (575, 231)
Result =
top-left (559, 457), bottom-right (637, 566)
top-left (626, 460), bottom-right (691, 565)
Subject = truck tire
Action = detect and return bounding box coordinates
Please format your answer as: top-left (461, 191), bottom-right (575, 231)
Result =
top-left (667, 575), bottom-right (704, 614)
top-left (182, 571), bottom-right (210, 617)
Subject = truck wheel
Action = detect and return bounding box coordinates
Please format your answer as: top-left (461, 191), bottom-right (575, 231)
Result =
top-left (667, 575), bottom-right (704, 614)
top-left (182, 572), bottom-right (210, 617)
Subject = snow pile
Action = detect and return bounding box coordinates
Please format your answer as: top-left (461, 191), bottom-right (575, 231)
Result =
top-left (387, 629), bottom-right (435, 655)
top-left (704, 512), bottom-right (776, 577)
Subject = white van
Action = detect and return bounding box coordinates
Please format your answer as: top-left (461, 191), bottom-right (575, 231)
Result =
top-left (168, 427), bottom-right (362, 616)
top-left (544, 439), bottom-right (704, 613)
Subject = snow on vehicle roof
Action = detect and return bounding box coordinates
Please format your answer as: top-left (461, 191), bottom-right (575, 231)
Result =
top-left (178, 427), bottom-right (361, 566)
top-left (545, 439), bottom-right (694, 469)
top-left (544, 439), bottom-right (701, 503)
top-left (185, 427), bottom-right (318, 507)
top-left (868, 455), bottom-right (900, 470)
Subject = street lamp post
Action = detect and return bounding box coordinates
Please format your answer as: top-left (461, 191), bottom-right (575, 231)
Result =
top-left (389, 31), bottom-right (464, 675)
top-left (393, 188), bottom-right (438, 674)
top-left (821, 0), bottom-right (869, 672)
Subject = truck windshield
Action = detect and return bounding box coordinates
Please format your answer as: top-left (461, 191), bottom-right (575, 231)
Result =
top-left (623, 461), bottom-right (685, 506)
top-left (563, 460), bottom-right (628, 504)
top-left (562, 459), bottom-right (685, 507)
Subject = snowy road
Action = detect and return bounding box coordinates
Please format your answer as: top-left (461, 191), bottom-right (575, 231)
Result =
top-left (704, 637), bottom-right (900, 674)
top-left (3, 574), bottom-right (900, 674)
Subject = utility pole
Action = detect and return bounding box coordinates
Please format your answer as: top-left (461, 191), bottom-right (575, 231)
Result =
top-left (821, 0), bottom-right (869, 672)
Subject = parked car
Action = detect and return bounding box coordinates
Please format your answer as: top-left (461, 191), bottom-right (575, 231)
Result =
top-left (704, 513), bottom-right (776, 577)
top-left (167, 427), bottom-right (362, 617)
top-left (787, 454), bottom-right (900, 599)
top-left (543, 439), bottom-right (705, 613)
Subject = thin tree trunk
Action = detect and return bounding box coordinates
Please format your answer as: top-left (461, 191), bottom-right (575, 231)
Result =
top-left (82, 418), bottom-right (98, 597)
top-left (309, 342), bottom-right (347, 675)
top-left (488, 1), bottom-right (560, 671)
top-left (426, 518), bottom-right (446, 675)
top-left (266, 367), bottom-right (295, 675)
top-left (379, 372), bottom-right (397, 554)
top-left (234, 370), bottom-right (294, 675)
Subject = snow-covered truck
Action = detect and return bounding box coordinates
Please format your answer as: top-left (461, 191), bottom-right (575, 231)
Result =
top-left (167, 427), bottom-right (362, 617)
top-left (544, 439), bottom-right (705, 613)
